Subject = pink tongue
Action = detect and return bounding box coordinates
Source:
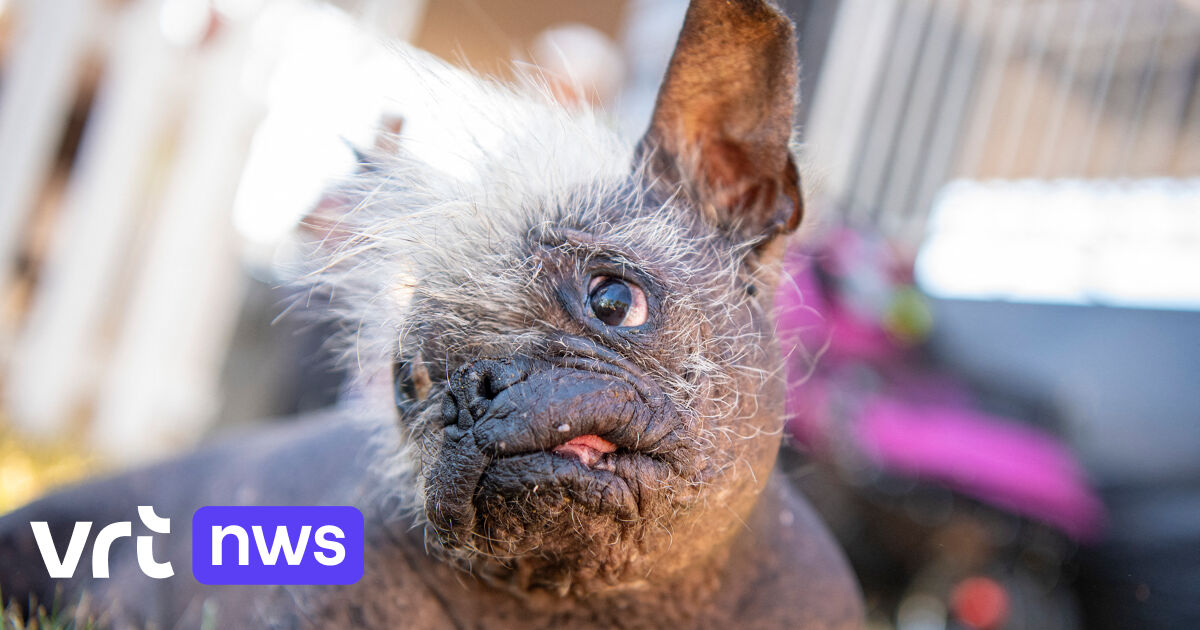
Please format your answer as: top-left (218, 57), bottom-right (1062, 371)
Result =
top-left (552, 434), bottom-right (617, 468)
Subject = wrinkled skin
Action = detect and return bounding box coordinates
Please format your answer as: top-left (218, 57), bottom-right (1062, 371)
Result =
top-left (0, 414), bottom-right (861, 628)
top-left (0, 0), bottom-right (864, 627)
top-left (397, 211), bottom-right (788, 596)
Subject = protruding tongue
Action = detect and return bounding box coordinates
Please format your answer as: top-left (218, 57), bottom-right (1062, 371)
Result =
top-left (552, 434), bottom-right (617, 468)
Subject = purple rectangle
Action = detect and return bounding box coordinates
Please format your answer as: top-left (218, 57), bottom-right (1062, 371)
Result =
top-left (192, 506), bottom-right (364, 585)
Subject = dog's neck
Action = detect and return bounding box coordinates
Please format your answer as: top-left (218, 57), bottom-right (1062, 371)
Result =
top-left (334, 470), bottom-right (804, 628)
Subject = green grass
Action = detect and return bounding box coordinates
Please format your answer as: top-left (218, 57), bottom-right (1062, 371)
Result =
top-left (1, 588), bottom-right (98, 630)
top-left (3, 588), bottom-right (221, 630)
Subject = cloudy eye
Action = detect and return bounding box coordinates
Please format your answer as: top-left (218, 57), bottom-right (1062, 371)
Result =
top-left (588, 276), bottom-right (648, 327)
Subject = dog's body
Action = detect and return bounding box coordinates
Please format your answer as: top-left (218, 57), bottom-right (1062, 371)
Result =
top-left (1, 1), bottom-right (864, 627)
top-left (1, 414), bottom-right (859, 628)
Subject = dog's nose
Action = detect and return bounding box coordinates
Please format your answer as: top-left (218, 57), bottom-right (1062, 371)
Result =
top-left (442, 359), bottom-right (528, 439)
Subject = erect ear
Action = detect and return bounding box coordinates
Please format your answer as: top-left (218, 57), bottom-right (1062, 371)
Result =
top-left (638, 0), bottom-right (802, 245)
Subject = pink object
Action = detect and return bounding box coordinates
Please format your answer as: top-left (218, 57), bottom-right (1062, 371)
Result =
top-left (779, 236), bottom-right (1105, 542)
top-left (855, 396), bottom-right (1105, 541)
top-left (777, 254), bottom-right (899, 363)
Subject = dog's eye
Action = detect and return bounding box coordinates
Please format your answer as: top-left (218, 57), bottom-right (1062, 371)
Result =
top-left (588, 276), bottom-right (648, 327)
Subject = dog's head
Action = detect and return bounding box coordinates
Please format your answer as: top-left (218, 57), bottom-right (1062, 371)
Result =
top-left (319, 0), bottom-right (801, 596)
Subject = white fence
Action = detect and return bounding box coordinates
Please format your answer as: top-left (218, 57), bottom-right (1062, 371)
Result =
top-left (0, 0), bottom-right (426, 461)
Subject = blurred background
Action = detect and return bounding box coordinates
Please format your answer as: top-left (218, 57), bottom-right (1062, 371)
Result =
top-left (0, 0), bottom-right (1197, 628)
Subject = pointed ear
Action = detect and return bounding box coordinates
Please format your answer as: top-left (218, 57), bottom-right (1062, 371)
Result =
top-left (638, 0), bottom-right (802, 244)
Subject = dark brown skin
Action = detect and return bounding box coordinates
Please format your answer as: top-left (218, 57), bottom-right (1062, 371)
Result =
top-left (0, 1), bottom-right (864, 627)
top-left (0, 414), bottom-right (860, 628)
top-left (643, 0), bottom-right (804, 239)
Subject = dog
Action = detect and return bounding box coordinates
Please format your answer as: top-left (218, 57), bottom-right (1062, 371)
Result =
top-left (0, 1), bottom-right (863, 627)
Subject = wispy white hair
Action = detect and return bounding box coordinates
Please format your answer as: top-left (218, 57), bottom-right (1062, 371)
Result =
top-left (299, 46), bottom-right (644, 396)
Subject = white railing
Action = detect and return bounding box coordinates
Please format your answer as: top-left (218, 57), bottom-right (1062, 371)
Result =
top-left (0, 0), bottom-right (427, 461)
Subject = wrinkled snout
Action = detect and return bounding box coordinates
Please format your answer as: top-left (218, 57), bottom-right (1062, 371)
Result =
top-left (423, 353), bottom-right (694, 547)
top-left (440, 357), bottom-right (534, 442)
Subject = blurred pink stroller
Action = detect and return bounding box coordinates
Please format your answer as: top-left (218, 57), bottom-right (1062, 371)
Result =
top-left (779, 227), bottom-right (1104, 629)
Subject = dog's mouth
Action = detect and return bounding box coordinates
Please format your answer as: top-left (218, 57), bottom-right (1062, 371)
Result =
top-left (552, 434), bottom-right (617, 468)
top-left (422, 349), bottom-right (693, 547)
top-left (471, 365), bottom-right (686, 517)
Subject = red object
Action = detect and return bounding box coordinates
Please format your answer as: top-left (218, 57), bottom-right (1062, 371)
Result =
top-left (952, 576), bottom-right (1010, 629)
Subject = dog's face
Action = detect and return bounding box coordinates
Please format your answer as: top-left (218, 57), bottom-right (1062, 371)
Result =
top-left (333, 0), bottom-right (800, 596)
top-left (397, 190), bottom-right (792, 595)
